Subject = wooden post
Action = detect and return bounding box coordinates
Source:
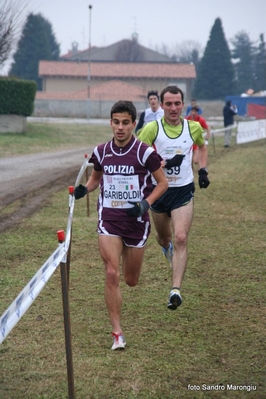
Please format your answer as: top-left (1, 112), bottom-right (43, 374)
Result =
top-left (57, 230), bottom-right (75, 399)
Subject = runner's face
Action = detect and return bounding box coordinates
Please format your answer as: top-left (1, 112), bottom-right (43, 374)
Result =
top-left (148, 95), bottom-right (159, 111)
top-left (190, 109), bottom-right (198, 119)
top-left (161, 92), bottom-right (184, 125)
top-left (110, 112), bottom-right (136, 146)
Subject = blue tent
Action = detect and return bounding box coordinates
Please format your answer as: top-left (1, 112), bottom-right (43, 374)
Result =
top-left (225, 95), bottom-right (266, 117)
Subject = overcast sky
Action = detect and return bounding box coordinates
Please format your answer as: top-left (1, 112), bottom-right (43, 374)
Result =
top-left (1, 0), bottom-right (266, 73)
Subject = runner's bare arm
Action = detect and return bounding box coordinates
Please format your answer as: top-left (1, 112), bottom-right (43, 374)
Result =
top-left (146, 167), bottom-right (168, 206)
top-left (85, 169), bottom-right (103, 193)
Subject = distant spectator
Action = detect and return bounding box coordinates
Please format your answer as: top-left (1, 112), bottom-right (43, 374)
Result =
top-left (135, 90), bottom-right (164, 134)
top-left (185, 98), bottom-right (203, 116)
top-left (186, 105), bottom-right (210, 164)
top-left (223, 100), bottom-right (238, 148)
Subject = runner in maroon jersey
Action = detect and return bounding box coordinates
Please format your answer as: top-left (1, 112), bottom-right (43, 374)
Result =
top-left (74, 100), bottom-right (168, 350)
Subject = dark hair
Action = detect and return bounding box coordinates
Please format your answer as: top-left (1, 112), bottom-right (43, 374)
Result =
top-left (147, 90), bottom-right (159, 99)
top-left (110, 100), bottom-right (137, 122)
top-left (160, 86), bottom-right (184, 103)
top-left (191, 105), bottom-right (200, 112)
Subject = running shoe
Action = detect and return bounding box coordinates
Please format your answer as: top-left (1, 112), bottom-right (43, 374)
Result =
top-left (167, 288), bottom-right (182, 310)
top-left (162, 242), bottom-right (173, 268)
top-left (111, 332), bottom-right (126, 350)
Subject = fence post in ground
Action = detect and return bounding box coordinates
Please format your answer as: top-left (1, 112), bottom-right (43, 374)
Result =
top-left (85, 154), bottom-right (90, 216)
top-left (211, 127), bottom-right (216, 154)
top-left (67, 186), bottom-right (74, 286)
top-left (57, 230), bottom-right (75, 399)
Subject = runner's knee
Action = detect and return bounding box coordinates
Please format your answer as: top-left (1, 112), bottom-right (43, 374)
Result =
top-left (174, 232), bottom-right (188, 247)
top-left (124, 275), bottom-right (139, 287)
top-left (105, 267), bottom-right (120, 287)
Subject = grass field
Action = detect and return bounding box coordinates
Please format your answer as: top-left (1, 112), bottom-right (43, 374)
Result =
top-left (0, 122), bottom-right (113, 157)
top-left (0, 122), bottom-right (266, 398)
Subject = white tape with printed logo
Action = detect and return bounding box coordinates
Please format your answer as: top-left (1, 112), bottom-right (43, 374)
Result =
top-left (0, 159), bottom-right (93, 345)
top-left (0, 243), bottom-right (66, 344)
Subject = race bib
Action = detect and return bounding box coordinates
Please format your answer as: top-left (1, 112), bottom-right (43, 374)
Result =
top-left (103, 174), bottom-right (141, 208)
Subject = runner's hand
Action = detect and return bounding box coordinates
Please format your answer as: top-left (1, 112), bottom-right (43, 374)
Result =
top-left (127, 199), bottom-right (149, 217)
top-left (198, 168), bottom-right (210, 189)
top-left (165, 154), bottom-right (185, 169)
top-left (74, 184), bottom-right (88, 199)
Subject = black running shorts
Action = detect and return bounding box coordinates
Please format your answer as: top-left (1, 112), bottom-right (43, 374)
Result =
top-left (150, 182), bottom-right (195, 217)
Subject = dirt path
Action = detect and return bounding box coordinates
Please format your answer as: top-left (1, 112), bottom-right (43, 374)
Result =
top-left (0, 147), bottom-right (94, 233)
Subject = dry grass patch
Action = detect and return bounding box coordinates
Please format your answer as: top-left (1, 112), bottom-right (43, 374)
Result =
top-left (0, 122), bottom-right (112, 157)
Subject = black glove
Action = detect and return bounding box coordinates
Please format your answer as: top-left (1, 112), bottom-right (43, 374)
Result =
top-left (165, 154), bottom-right (185, 169)
top-left (74, 184), bottom-right (88, 199)
top-left (198, 168), bottom-right (210, 189)
top-left (126, 199), bottom-right (149, 217)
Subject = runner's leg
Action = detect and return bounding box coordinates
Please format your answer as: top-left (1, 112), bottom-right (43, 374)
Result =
top-left (98, 235), bottom-right (123, 333)
top-left (151, 211), bottom-right (172, 249)
top-left (121, 246), bottom-right (145, 286)
top-left (171, 200), bottom-right (194, 288)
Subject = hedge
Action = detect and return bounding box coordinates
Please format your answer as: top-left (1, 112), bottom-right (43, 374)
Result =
top-left (0, 78), bottom-right (37, 116)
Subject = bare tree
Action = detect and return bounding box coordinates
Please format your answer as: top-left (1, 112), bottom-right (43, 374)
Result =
top-left (173, 40), bottom-right (203, 62)
top-left (0, 0), bottom-right (27, 68)
top-left (114, 36), bottom-right (144, 62)
top-left (155, 40), bottom-right (203, 63)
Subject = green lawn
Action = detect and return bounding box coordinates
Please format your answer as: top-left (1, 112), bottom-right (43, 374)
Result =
top-left (0, 121), bottom-right (112, 157)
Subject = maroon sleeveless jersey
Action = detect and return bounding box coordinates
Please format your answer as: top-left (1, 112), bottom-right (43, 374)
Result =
top-left (89, 136), bottom-right (162, 222)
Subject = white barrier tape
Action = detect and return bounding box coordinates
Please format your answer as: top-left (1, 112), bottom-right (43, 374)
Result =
top-left (65, 194), bottom-right (75, 250)
top-left (74, 159), bottom-right (89, 187)
top-left (65, 160), bottom-right (93, 254)
top-left (211, 123), bottom-right (237, 134)
top-left (0, 243), bottom-right (66, 344)
top-left (68, 193), bottom-right (72, 208)
top-left (0, 159), bottom-right (92, 345)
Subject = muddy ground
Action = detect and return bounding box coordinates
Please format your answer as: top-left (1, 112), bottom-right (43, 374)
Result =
top-left (0, 147), bottom-right (94, 233)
